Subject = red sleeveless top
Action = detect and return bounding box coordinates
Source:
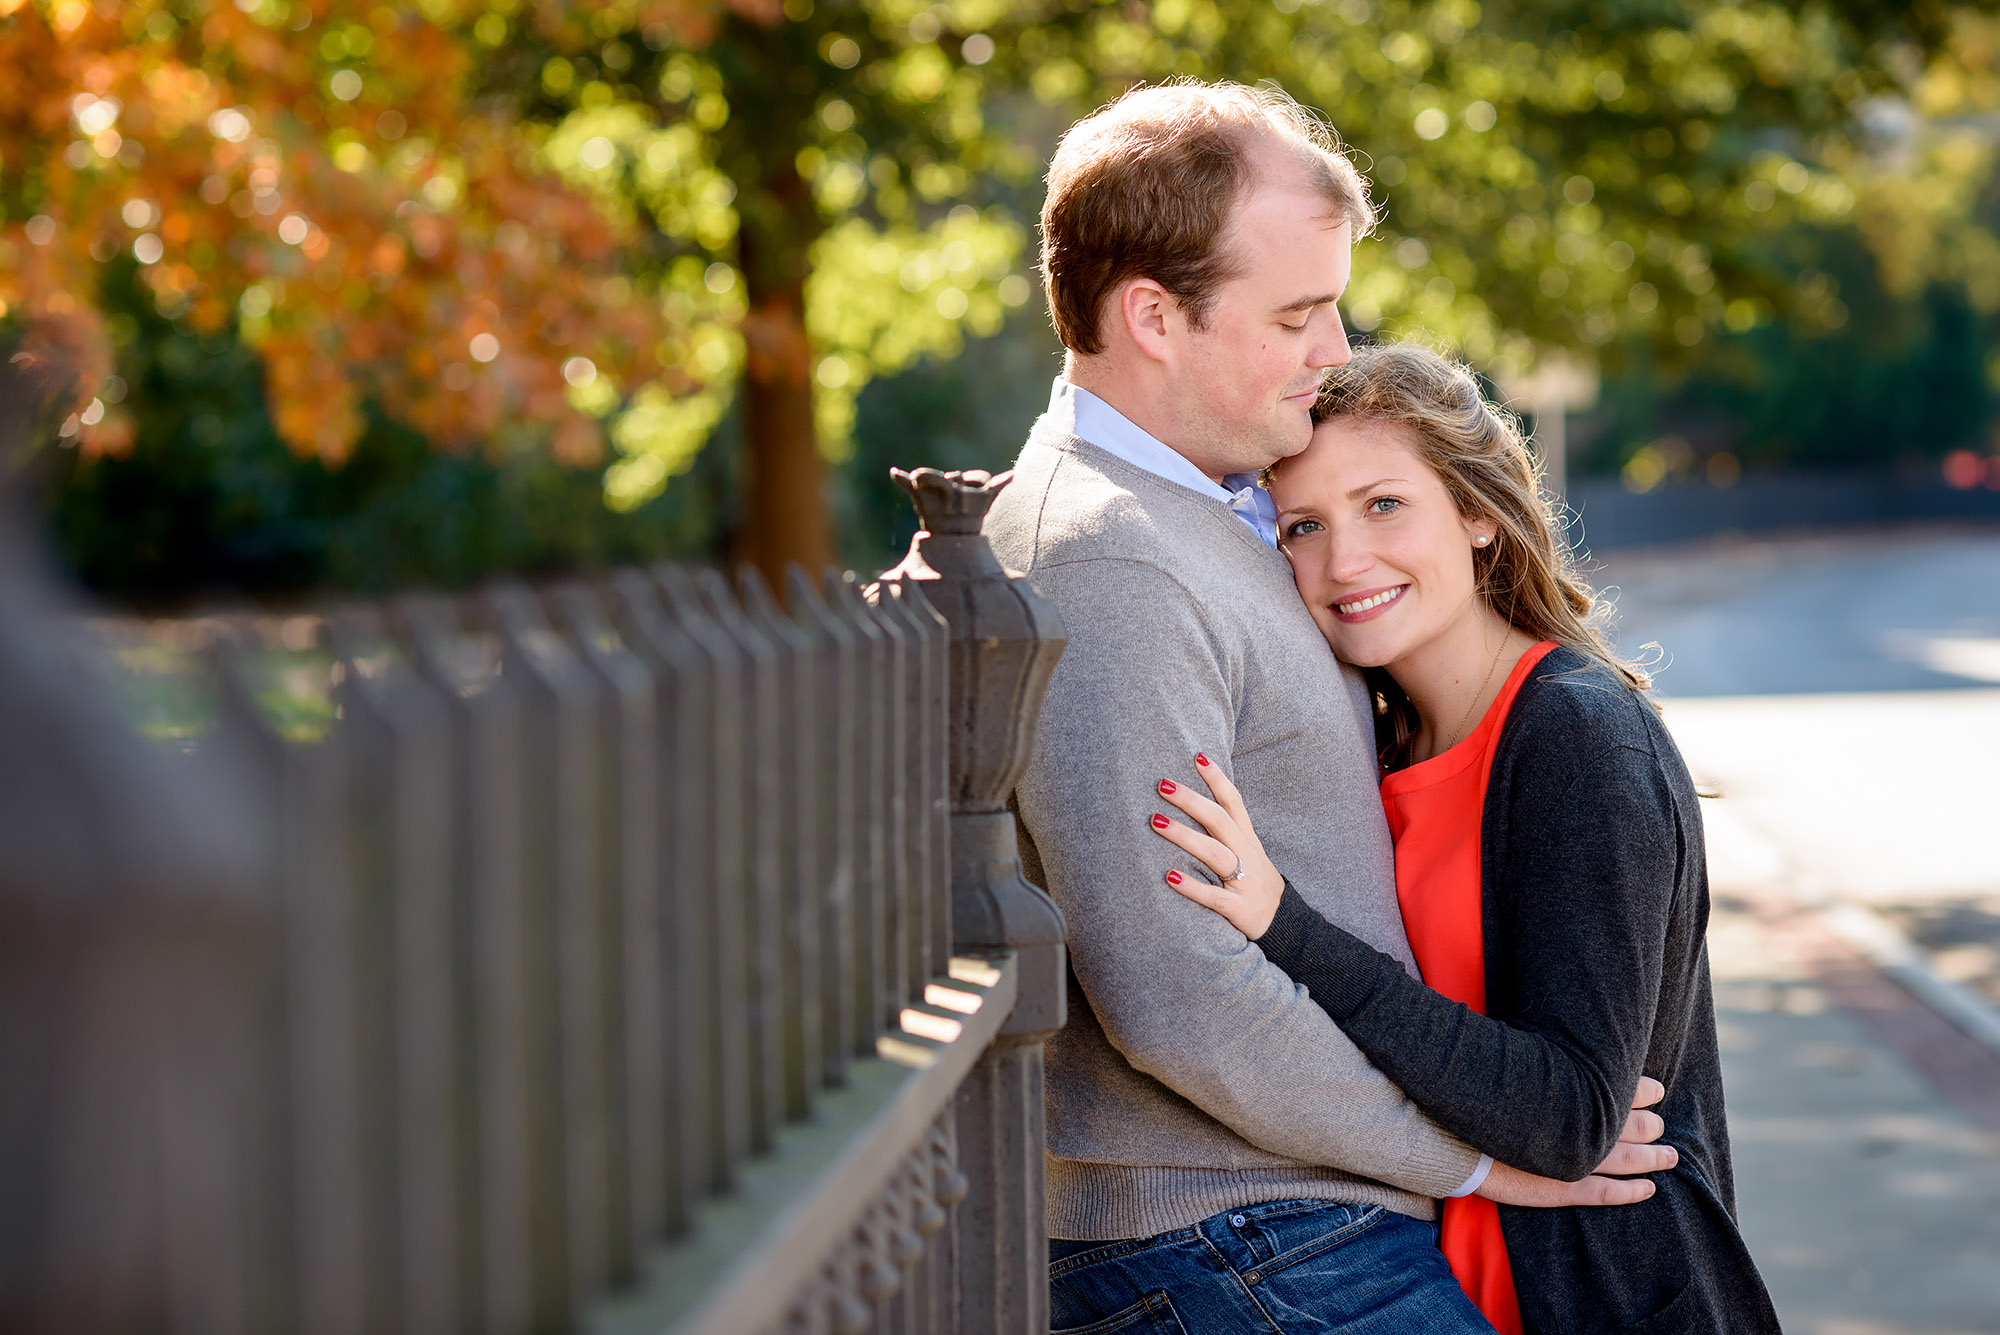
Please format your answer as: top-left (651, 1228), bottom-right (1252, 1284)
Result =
top-left (1378, 641), bottom-right (1557, 1335)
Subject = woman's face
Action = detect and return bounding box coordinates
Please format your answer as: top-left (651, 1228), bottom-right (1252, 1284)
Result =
top-left (1269, 414), bottom-right (1495, 669)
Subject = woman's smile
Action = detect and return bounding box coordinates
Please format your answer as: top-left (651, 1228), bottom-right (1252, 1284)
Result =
top-left (1331, 583), bottom-right (1408, 622)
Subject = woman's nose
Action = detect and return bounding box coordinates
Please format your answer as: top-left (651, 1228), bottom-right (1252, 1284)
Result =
top-left (1320, 527), bottom-right (1372, 583)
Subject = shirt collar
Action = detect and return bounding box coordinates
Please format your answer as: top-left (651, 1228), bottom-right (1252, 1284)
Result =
top-left (1043, 378), bottom-right (1279, 549)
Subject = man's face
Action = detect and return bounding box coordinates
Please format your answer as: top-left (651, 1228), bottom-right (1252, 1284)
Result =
top-left (1174, 169), bottom-right (1354, 478)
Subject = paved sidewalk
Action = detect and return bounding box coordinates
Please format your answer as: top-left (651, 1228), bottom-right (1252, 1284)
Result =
top-left (1704, 819), bottom-right (2000, 1333)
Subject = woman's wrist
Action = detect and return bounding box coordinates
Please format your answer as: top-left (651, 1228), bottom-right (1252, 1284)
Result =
top-left (1253, 877), bottom-right (1315, 960)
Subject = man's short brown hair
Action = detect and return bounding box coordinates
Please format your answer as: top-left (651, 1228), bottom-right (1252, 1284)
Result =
top-left (1039, 80), bottom-right (1376, 356)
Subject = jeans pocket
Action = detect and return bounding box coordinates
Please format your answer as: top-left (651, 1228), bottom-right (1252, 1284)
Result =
top-left (1251, 1202), bottom-right (1388, 1281)
top-left (1052, 1290), bottom-right (1189, 1335)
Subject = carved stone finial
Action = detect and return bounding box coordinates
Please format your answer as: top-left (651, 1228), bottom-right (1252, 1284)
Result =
top-left (890, 467), bottom-right (1012, 535)
top-left (882, 468), bottom-right (1018, 584)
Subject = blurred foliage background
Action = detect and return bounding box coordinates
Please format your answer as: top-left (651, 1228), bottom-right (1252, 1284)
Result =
top-left (3, 0), bottom-right (1997, 604)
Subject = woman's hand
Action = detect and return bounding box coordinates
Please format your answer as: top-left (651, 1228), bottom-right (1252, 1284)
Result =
top-left (1150, 753), bottom-right (1286, 940)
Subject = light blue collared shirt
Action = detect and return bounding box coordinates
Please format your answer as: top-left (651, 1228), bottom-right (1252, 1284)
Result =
top-left (1037, 378), bottom-right (1496, 1201)
top-left (1042, 378), bottom-right (1281, 549)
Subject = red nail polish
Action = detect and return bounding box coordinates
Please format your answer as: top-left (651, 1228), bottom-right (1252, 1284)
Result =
top-left (1166, 870), bottom-right (1183, 885)
top-left (1159, 779), bottom-right (1177, 795)
top-left (1195, 753), bottom-right (1210, 767)
top-left (1151, 813), bottom-right (1170, 829)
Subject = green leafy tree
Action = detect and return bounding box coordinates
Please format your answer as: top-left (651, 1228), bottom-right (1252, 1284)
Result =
top-left (490, 0), bottom-right (1057, 576)
top-left (1570, 7), bottom-right (2000, 482)
top-left (1020, 0), bottom-right (1988, 377)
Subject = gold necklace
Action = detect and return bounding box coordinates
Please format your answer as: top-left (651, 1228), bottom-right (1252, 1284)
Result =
top-left (1435, 633), bottom-right (1508, 758)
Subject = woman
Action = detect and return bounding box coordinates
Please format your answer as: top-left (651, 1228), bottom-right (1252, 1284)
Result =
top-left (1146, 344), bottom-right (1779, 1334)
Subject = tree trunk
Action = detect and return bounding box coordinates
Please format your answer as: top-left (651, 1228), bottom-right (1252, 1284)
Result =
top-left (735, 182), bottom-right (830, 584)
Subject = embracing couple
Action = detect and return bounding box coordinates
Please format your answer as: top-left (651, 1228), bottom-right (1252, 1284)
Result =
top-left (984, 81), bottom-right (1782, 1333)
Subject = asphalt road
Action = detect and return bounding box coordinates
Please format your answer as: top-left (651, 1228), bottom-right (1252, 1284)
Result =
top-left (1591, 526), bottom-right (2000, 1334)
top-left (1592, 526), bottom-right (2000, 698)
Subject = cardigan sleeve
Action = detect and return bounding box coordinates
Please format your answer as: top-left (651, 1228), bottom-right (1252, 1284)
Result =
top-left (1256, 741), bottom-right (1683, 1181)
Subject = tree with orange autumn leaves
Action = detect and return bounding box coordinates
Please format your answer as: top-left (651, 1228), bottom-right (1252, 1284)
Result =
top-left (0, 0), bottom-right (736, 472)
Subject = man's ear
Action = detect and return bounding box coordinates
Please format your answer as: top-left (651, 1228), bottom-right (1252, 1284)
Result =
top-left (1116, 277), bottom-right (1177, 363)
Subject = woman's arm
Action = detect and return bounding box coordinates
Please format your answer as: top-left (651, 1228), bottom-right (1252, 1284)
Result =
top-left (1152, 743), bottom-right (1683, 1182)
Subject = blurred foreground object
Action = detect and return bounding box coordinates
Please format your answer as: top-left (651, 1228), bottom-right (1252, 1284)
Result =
top-left (0, 328), bottom-right (264, 1331)
top-left (0, 424), bottom-right (1071, 1332)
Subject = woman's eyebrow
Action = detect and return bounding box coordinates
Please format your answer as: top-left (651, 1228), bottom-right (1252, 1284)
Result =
top-left (1345, 477), bottom-right (1410, 500)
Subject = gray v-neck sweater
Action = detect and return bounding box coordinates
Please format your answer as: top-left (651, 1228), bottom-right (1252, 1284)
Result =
top-left (986, 424), bottom-right (1481, 1241)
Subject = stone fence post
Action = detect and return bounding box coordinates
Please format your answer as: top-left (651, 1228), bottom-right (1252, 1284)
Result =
top-left (879, 466), bottom-right (1067, 1334)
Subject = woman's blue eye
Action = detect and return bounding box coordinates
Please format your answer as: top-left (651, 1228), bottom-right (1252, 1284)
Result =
top-left (1285, 518), bottom-right (1324, 538)
top-left (1367, 496), bottom-right (1402, 515)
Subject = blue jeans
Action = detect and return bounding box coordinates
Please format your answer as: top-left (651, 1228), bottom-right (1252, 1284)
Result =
top-left (1049, 1198), bottom-right (1497, 1334)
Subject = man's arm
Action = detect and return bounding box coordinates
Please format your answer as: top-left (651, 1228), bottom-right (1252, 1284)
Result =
top-left (1017, 556), bottom-right (1481, 1198)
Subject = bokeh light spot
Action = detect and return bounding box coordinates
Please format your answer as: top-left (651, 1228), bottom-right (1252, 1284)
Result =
top-left (1943, 450), bottom-right (1985, 490)
top-left (208, 108), bottom-right (252, 143)
top-left (76, 97), bottom-right (120, 136)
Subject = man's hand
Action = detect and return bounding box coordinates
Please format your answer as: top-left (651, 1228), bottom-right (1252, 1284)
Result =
top-left (1476, 1077), bottom-right (1677, 1208)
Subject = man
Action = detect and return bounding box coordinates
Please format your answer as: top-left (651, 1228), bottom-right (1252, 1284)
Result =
top-left (985, 82), bottom-right (1666, 1332)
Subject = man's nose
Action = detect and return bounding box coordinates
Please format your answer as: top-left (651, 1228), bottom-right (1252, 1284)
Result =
top-left (1308, 308), bottom-right (1352, 370)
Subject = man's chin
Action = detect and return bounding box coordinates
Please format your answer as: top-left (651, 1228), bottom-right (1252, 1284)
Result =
top-left (1265, 421), bottom-right (1315, 462)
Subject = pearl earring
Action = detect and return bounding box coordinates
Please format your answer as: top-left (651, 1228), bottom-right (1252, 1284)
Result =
top-left (1474, 534), bottom-right (1492, 547)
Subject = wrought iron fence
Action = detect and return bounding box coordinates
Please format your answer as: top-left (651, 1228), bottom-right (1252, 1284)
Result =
top-left (0, 469), bottom-right (1066, 1335)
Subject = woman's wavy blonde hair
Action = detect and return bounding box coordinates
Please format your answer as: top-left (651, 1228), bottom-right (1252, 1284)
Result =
top-left (1283, 342), bottom-right (1652, 763)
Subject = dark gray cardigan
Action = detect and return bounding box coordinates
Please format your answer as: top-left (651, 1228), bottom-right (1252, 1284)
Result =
top-left (1258, 647), bottom-right (1781, 1333)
